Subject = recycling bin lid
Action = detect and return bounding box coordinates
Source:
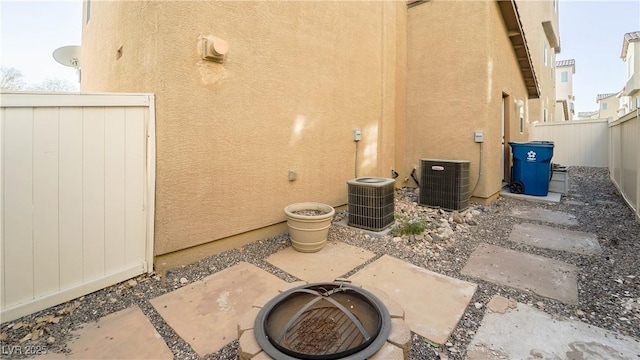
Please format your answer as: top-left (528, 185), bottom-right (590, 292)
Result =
top-left (508, 141), bottom-right (554, 147)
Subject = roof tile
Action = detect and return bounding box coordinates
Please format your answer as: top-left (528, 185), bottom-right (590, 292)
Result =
top-left (624, 31), bottom-right (640, 42)
top-left (621, 31), bottom-right (640, 58)
top-left (555, 59), bottom-right (575, 67)
top-left (596, 93), bottom-right (617, 101)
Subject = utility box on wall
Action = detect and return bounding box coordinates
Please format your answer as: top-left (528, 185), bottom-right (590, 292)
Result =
top-left (419, 159), bottom-right (470, 211)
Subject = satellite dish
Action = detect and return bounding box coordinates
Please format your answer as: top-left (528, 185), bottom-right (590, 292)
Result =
top-left (53, 45), bottom-right (81, 69)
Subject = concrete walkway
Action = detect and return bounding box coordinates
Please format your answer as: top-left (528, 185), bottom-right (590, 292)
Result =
top-left (462, 243), bottom-right (578, 304)
top-left (32, 200), bottom-right (639, 359)
top-left (468, 297), bottom-right (640, 359)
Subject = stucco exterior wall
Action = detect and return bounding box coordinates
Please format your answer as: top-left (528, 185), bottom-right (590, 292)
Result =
top-left (405, 0), bottom-right (529, 200)
top-left (518, 0), bottom-right (559, 123)
top-left (81, 1), bottom-right (406, 262)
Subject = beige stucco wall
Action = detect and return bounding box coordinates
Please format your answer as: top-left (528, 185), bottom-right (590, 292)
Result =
top-left (518, 0), bottom-right (559, 123)
top-left (554, 101), bottom-right (566, 121)
top-left (404, 0), bottom-right (529, 200)
top-left (81, 0), bottom-right (541, 269)
top-left (81, 1), bottom-right (407, 263)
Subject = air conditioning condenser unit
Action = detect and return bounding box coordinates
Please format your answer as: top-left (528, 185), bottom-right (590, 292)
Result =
top-left (347, 177), bottom-right (395, 231)
top-left (419, 159), bottom-right (470, 211)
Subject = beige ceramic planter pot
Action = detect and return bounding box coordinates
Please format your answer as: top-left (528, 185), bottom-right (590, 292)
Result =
top-left (284, 202), bottom-right (335, 252)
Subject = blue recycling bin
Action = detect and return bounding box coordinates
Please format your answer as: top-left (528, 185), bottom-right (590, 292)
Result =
top-left (509, 141), bottom-right (554, 196)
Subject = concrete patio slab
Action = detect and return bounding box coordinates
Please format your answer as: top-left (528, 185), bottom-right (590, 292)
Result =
top-left (35, 305), bottom-right (172, 359)
top-left (500, 189), bottom-right (562, 204)
top-left (461, 243), bottom-right (578, 304)
top-left (509, 223), bottom-right (602, 254)
top-left (265, 241), bottom-right (376, 283)
top-left (509, 207), bottom-right (578, 226)
top-left (467, 301), bottom-right (640, 360)
top-left (150, 262), bottom-right (287, 357)
top-left (348, 255), bottom-right (477, 344)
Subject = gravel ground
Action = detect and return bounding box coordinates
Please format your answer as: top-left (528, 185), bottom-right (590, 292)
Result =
top-left (1, 167), bottom-right (638, 359)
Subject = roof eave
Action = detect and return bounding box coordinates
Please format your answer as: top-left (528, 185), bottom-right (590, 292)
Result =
top-left (542, 20), bottom-right (561, 52)
top-left (498, 0), bottom-right (540, 99)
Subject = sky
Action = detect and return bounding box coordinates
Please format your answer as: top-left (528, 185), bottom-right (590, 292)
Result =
top-left (0, 0), bottom-right (639, 110)
top-left (558, 0), bottom-right (640, 113)
top-left (1, 0), bottom-right (82, 87)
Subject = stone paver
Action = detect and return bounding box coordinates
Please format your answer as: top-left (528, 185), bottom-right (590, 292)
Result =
top-left (238, 307), bottom-right (261, 337)
top-left (239, 330), bottom-right (261, 360)
top-left (368, 342), bottom-right (405, 360)
top-left (150, 262), bottom-right (287, 357)
top-left (500, 189), bottom-right (562, 203)
top-left (349, 255), bottom-right (477, 344)
top-left (365, 286), bottom-right (405, 319)
top-left (461, 243), bottom-right (578, 304)
top-left (485, 296), bottom-right (516, 314)
top-left (36, 305), bottom-right (172, 359)
top-left (467, 302), bottom-right (640, 359)
top-left (509, 223), bottom-right (601, 254)
top-left (252, 352), bottom-right (274, 360)
top-left (387, 318), bottom-right (411, 360)
top-left (509, 207), bottom-right (578, 226)
top-left (266, 241), bottom-right (376, 283)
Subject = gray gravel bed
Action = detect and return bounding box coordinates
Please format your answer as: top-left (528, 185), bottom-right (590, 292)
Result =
top-left (1, 167), bottom-right (638, 359)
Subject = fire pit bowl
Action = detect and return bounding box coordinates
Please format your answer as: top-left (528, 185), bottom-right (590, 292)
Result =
top-left (254, 281), bottom-right (391, 360)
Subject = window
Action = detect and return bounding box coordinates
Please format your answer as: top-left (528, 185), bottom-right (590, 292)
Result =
top-left (561, 71), bottom-right (568, 82)
top-left (543, 43), bottom-right (548, 66)
top-left (543, 108), bottom-right (547, 122)
top-left (602, 103), bottom-right (607, 110)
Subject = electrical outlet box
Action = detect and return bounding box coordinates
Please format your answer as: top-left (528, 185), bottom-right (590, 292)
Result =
top-left (354, 128), bottom-right (361, 142)
top-left (474, 131), bottom-right (484, 143)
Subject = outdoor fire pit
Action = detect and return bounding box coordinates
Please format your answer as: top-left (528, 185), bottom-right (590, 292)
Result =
top-left (239, 280), bottom-right (410, 360)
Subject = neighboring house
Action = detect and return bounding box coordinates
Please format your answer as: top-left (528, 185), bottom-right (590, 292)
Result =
top-left (81, 1), bottom-right (546, 271)
top-left (596, 92), bottom-right (619, 120)
top-left (621, 31), bottom-right (640, 114)
top-left (518, 0), bottom-right (560, 123)
top-left (555, 59), bottom-right (575, 121)
top-left (577, 111), bottom-right (599, 120)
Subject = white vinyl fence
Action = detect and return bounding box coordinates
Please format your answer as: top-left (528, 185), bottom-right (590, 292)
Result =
top-left (1, 93), bottom-right (156, 322)
top-left (530, 119), bottom-right (609, 167)
top-left (609, 111), bottom-right (640, 222)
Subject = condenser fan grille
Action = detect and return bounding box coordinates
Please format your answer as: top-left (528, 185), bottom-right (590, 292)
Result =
top-left (347, 178), bottom-right (395, 231)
